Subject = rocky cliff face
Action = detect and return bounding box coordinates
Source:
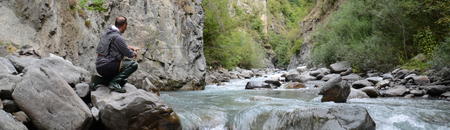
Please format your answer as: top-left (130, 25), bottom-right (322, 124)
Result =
top-left (288, 0), bottom-right (345, 69)
top-left (0, 0), bottom-right (206, 90)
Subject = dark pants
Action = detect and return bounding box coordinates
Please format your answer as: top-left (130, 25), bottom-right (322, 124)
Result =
top-left (95, 59), bottom-right (138, 86)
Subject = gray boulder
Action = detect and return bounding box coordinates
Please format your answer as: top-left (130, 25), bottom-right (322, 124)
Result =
top-left (330, 61), bottom-right (351, 73)
top-left (245, 81), bottom-right (272, 89)
top-left (360, 87), bottom-right (380, 98)
top-left (348, 88), bottom-right (370, 99)
top-left (0, 110), bottom-right (28, 130)
top-left (286, 69), bottom-right (300, 82)
top-left (91, 84), bottom-right (181, 130)
top-left (319, 76), bottom-right (351, 103)
top-left (12, 67), bottom-right (92, 130)
top-left (7, 55), bottom-right (90, 85)
top-left (383, 85), bottom-right (407, 97)
top-left (352, 80), bottom-right (373, 89)
top-left (234, 105), bottom-right (376, 130)
top-left (0, 57), bottom-right (17, 74)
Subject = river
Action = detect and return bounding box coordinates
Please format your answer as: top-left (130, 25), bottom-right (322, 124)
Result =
top-left (161, 73), bottom-right (450, 130)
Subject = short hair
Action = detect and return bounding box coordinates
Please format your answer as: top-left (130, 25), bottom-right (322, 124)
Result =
top-left (115, 16), bottom-right (127, 27)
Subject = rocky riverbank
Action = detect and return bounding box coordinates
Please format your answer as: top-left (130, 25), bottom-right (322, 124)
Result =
top-left (0, 53), bottom-right (179, 130)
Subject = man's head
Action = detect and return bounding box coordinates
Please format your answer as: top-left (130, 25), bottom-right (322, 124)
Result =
top-left (115, 16), bottom-right (127, 33)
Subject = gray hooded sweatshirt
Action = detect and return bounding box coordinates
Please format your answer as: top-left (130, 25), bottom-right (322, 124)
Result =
top-left (96, 26), bottom-right (134, 68)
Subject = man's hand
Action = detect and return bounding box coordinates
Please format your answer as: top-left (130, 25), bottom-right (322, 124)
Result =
top-left (128, 46), bottom-right (140, 52)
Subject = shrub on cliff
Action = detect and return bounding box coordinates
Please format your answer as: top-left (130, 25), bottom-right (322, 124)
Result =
top-left (311, 0), bottom-right (449, 71)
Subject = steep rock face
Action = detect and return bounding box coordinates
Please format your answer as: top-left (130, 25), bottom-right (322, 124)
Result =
top-left (288, 0), bottom-right (345, 69)
top-left (0, 0), bottom-right (206, 90)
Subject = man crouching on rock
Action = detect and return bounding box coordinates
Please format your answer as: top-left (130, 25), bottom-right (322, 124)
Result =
top-left (91, 16), bottom-right (139, 93)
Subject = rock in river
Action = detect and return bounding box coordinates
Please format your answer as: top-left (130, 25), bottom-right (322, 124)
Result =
top-left (91, 84), bottom-right (181, 130)
top-left (319, 76), bottom-right (351, 103)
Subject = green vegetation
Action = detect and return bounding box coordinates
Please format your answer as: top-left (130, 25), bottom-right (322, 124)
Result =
top-left (79, 0), bottom-right (107, 12)
top-left (203, 0), bottom-right (266, 69)
top-left (311, 0), bottom-right (450, 71)
top-left (268, 0), bottom-right (313, 67)
top-left (203, 0), bottom-right (314, 69)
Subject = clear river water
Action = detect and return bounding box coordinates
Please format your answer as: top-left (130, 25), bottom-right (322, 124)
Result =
top-left (161, 73), bottom-right (450, 130)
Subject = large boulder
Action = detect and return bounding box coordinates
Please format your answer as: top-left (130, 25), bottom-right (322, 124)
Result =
top-left (91, 84), bottom-right (181, 130)
top-left (330, 61), bottom-right (351, 73)
top-left (245, 81), bottom-right (272, 89)
top-left (0, 110), bottom-right (28, 130)
top-left (233, 105), bottom-right (376, 130)
top-left (12, 66), bottom-right (93, 130)
top-left (7, 55), bottom-right (90, 85)
top-left (319, 76), bottom-right (351, 103)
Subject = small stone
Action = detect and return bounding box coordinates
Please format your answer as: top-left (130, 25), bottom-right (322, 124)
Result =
top-left (382, 73), bottom-right (393, 80)
top-left (245, 81), bottom-right (271, 89)
top-left (75, 83), bottom-right (90, 98)
top-left (352, 80), bottom-right (373, 89)
top-left (296, 66), bottom-right (308, 72)
top-left (330, 61), bottom-right (351, 73)
top-left (360, 87), bottom-right (380, 98)
top-left (366, 77), bottom-right (383, 84)
top-left (404, 94), bottom-right (414, 98)
top-left (285, 82), bottom-right (306, 89)
top-left (0, 99), bottom-right (3, 109)
top-left (342, 74), bottom-right (361, 81)
top-left (376, 80), bottom-right (390, 89)
top-left (322, 74), bottom-right (340, 81)
top-left (348, 88), bottom-right (370, 99)
top-left (2, 99), bottom-right (19, 113)
top-left (410, 89), bottom-right (424, 96)
top-left (384, 85), bottom-right (407, 97)
top-left (91, 107), bottom-right (100, 121)
top-left (441, 91), bottom-right (450, 97)
top-left (412, 75), bottom-right (430, 85)
top-left (13, 111), bottom-right (30, 123)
